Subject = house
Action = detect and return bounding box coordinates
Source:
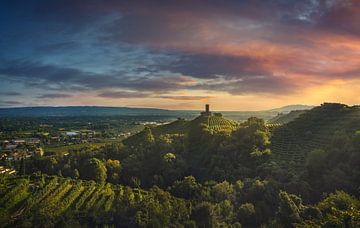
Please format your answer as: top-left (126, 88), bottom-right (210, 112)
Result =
top-left (13, 139), bottom-right (26, 144)
top-left (0, 166), bottom-right (16, 175)
top-left (8, 149), bottom-right (31, 161)
top-left (5, 144), bottom-right (17, 150)
top-left (34, 147), bottom-right (44, 156)
top-left (25, 138), bottom-right (41, 145)
top-left (66, 131), bottom-right (78, 137)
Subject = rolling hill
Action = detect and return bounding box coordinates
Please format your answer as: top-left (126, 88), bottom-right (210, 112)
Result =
top-left (271, 103), bottom-right (360, 168)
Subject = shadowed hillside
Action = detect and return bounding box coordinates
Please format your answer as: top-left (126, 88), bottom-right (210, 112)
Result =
top-left (271, 103), bottom-right (360, 169)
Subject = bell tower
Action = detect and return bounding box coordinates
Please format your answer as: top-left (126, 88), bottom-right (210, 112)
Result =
top-left (201, 104), bottom-right (212, 116)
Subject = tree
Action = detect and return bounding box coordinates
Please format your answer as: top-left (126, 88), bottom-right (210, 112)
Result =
top-left (277, 191), bottom-right (302, 227)
top-left (73, 169), bottom-right (80, 179)
top-left (163, 153), bottom-right (176, 163)
top-left (171, 176), bottom-right (201, 200)
top-left (106, 159), bottom-right (121, 183)
top-left (19, 158), bottom-right (25, 175)
top-left (211, 181), bottom-right (234, 202)
top-left (106, 159), bottom-right (121, 173)
top-left (191, 202), bottom-right (215, 227)
top-left (306, 149), bottom-right (328, 175)
top-left (237, 203), bottom-right (255, 226)
top-left (82, 158), bottom-right (107, 184)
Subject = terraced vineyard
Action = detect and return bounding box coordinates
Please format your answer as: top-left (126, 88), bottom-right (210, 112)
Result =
top-left (271, 104), bottom-right (360, 168)
top-left (0, 176), bottom-right (113, 223)
top-left (0, 174), bottom-right (190, 227)
top-left (190, 115), bottom-right (239, 135)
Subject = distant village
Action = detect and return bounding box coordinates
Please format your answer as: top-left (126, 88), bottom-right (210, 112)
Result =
top-left (0, 121), bottom-right (168, 163)
top-left (0, 129), bottom-right (99, 161)
top-left (0, 138), bottom-right (43, 161)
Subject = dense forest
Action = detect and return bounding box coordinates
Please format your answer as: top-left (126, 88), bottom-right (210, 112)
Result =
top-left (1, 103), bottom-right (360, 227)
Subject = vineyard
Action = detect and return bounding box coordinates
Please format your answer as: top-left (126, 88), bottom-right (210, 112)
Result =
top-left (0, 174), bottom-right (189, 227)
top-left (271, 104), bottom-right (360, 169)
top-left (149, 114), bottom-right (239, 138)
top-left (190, 115), bottom-right (239, 135)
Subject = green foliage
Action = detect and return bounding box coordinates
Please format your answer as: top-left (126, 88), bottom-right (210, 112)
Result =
top-left (191, 202), bottom-right (215, 227)
top-left (277, 191), bottom-right (302, 226)
top-left (2, 103), bottom-right (360, 227)
top-left (237, 203), bottom-right (256, 226)
top-left (82, 158), bottom-right (107, 184)
top-left (0, 175), bottom-right (192, 227)
top-left (306, 149), bottom-right (328, 175)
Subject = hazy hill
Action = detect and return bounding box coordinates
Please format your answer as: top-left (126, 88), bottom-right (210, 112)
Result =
top-left (269, 104), bottom-right (314, 113)
top-left (268, 110), bottom-right (308, 124)
top-left (0, 105), bottom-right (314, 121)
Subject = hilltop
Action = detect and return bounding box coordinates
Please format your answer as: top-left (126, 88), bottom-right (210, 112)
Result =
top-left (151, 113), bottom-right (239, 136)
top-left (124, 105), bottom-right (239, 146)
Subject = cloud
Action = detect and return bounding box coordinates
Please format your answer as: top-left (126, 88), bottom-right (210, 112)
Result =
top-left (98, 91), bottom-right (151, 98)
top-left (0, 60), bottom-right (88, 84)
top-left (315, 1), bottom-right (360, 37)
top-left (0, 92), bottom-right (22, 96)
top-left (0, 60), bottom-right (191, 92)
top-left (190, 75), bottom-right (297, 95)
top-left (37, 93), bottom-right (72, 99)
top-left (155, 53), bottom-right (270, 79)
top-left (0, 100), bottom-right (23, 106)
top-left (157, 95), bottom-right (213, 101)
top-left (1, 0), bottom-right (360, 109)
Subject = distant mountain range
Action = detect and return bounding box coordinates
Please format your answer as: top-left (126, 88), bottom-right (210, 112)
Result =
top-left (0, 105), bottom-right (315, 121)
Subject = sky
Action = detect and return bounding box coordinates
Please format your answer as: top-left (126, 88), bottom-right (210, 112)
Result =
top-left (0, 0), bottom-right (360, 111)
